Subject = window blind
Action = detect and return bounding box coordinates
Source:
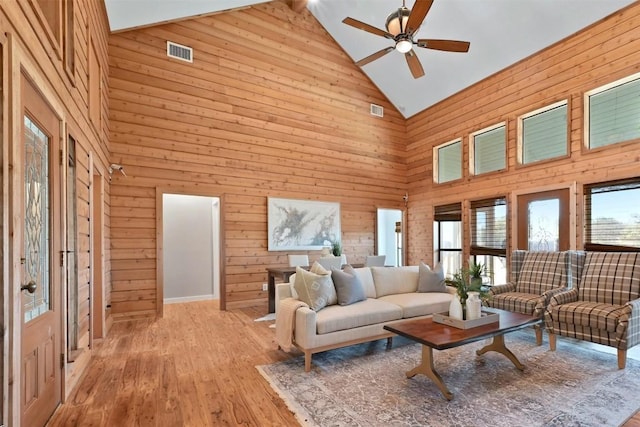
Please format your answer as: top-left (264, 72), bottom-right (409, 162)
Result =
top-left (437, 141), bottom-right (461, 183)
top-left (589, 78), bottom-right (640, 149)
top-left (474, 126), bottom-right (505, 175)
top-left (470, 197), bottom-right (507, 256)
top-left (522, 104), bottom-right (567, 164)
top-left (434, 202), bottom-right (462, 222)
top-left (584, 178), bottom-right (640, 251)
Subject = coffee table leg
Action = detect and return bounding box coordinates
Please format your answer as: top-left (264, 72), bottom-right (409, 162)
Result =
top-left (406, 345), bottom-right (453, 400)
top-left (476, 334), bottom-right (525, 370)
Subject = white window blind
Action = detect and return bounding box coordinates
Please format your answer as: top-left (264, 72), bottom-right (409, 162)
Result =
top-left (584, 179), bottom-right (640, 251)
top-left (589, 78), bottom-right (640, 149)
top-left (474, 126), bottom-right (505, 175)
top-left (437, 140), bottom-right (461, 183)
top-left (522, 104), bottom-right (567, 164)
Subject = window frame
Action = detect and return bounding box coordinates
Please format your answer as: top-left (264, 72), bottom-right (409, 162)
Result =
top-left (469, 122), bottom-right (507, 176)
top-left (434, 202), bottom-right (463, 277)
top-left (583, 72), bottom-right (640, 151)
top-left (433, 138), bottom-right (462, 184)
top-left (517, 100), bottom-right (569, 166)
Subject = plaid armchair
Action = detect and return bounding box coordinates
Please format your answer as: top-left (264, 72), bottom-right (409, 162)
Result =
top-left (488, 250), bottom-right (570, 345)
top-left (545, 252), bottom-right (640, 369)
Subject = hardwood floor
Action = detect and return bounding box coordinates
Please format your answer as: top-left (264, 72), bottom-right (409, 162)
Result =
top-left (48, 302), bottom-right (298, 426)
top-left (48, 301), bottom-right (640, 426)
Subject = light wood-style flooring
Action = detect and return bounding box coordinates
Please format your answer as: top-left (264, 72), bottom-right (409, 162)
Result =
top-left (48, 301), bottom-right (640, 426)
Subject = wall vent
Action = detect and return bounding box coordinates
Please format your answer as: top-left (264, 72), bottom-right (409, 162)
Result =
top-left (370, 104), bottom-right (384, 117)
top-left (167, 41), bottom-right (193, 63)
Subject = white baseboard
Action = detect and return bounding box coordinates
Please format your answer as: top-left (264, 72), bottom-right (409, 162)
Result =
top-left (164, 295), bottom-right (218, 305)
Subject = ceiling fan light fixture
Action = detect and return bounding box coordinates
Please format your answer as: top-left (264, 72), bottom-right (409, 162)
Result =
top-left (395, 39), bottom-right (412, 53)
top-left (385, 7), bottom-right (410, 36)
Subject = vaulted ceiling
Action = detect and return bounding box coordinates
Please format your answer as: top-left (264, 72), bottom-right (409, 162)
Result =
top-left (104, 0), bottom-right (636, 118)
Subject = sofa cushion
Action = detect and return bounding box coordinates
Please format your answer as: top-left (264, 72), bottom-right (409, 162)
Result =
top-left (371, 266), bottom-right (419, 297)
top-left (517, 251), bottom-right (568, 294)
top-left (417, 262), bottom-right (446, 293)
top-left (377, 292), bottom-right (452, 318)
top-left (353, 267), bottom-right (376, 298)
top-left (293, 267), bottom-right (337, 312)
top-left (578, 252), bottom-right (640, 305)
top-left (332, 265), bottom-right (366, 306)
top-left (316, 298), bottom-right (403, 334)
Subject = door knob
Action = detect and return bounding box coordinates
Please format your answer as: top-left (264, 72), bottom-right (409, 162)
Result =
top-left (21, 280), bottom-right (37, 294)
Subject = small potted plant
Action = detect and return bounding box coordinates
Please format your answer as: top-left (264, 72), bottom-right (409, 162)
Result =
top-left (331, 241), bottom-right (342, 257)
top-left (469, 261), bottom-right (486, 288)
top-left (445, 265), bottom-right (491, 319)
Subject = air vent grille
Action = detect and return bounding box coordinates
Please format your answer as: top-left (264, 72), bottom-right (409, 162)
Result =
top-left (167, 41), bottom-right (193, 63)
top-left (370, 104), bottom-right (384, 117)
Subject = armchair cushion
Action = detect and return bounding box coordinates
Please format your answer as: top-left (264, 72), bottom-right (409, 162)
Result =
top-left (578, 252), bottom-right (640, 305)
top-left (487, 291), bottom-right (541, 315)
top-left (552, 301), bottom-right (627, 333)
top-left (516, 251), bottom-right (568, 294)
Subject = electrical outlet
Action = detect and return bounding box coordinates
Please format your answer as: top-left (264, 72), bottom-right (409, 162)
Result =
top-left (262, 283), bottom-right (268, 291)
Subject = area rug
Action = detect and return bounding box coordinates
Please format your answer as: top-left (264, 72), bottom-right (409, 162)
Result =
top-left (257, 330), bottom-right (640, 426)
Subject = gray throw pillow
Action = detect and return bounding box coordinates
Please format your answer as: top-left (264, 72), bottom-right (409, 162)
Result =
top-left (331, 265), bottom-right (366, 305)
top-left (293, 266), bottom-right (336, 311)
top-left (417, 262), bottom-right (446, 292)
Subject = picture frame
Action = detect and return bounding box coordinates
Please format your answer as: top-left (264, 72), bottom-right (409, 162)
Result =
top-left (267, 197), bottom-right (341, 251)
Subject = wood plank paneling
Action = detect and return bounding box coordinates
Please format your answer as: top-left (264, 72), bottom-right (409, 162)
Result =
top-left (405, 3), bottom-right (640, 266)
top-left (108, 1), bottom-right (407, 313)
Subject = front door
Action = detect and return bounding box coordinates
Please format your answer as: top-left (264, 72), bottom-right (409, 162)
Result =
top-left (20, 74), bottom-right (62, 427)
top-left (517, 189), bottom-right (570, 251)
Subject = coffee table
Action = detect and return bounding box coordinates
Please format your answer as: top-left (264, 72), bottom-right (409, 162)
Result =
top-left (383, 308), bottom-right (541, 400)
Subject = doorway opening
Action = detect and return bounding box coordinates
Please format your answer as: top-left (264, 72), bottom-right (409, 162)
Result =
top-left (160, 193), bottom-right (222, 310)
top-left (376, 208), bottom-right (404, 266)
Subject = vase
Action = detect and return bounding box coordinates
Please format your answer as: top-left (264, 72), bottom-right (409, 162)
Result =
top-left (466, 291), bottom-right (482, 320)
top-left (449, 295), bottom-right (463, 320)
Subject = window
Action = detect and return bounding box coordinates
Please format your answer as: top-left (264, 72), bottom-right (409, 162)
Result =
top-left (584, 178), bottom-right (640, 251)
top-left (471, 124), bottom-right (506, 175)
top-left (470, 197), bottom-right (507, 284)
top-left (434, 139), bottom-right (461, 183)
top-left (519, 101), bottom-right (567, 164)
top-left (434, 203), bottom-right (462, 277)
top-left (586, 74), bottom-right (640, 149)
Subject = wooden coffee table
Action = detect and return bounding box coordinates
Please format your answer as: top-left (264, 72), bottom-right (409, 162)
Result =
top-left (383, 308), bottom-right (541, 400)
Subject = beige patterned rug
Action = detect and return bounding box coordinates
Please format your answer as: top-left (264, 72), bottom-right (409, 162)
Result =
top-left (257, 330), bottom-right (640, 426)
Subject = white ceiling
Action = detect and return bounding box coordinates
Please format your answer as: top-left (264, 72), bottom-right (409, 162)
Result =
top-left (104, 0), bottom-right (636, 118)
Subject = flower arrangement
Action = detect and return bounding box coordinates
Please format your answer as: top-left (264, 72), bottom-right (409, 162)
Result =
top-left (331, 241), bottom-right (342, 257)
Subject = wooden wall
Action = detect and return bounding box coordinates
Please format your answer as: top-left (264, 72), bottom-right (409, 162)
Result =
top-left (108, 1), bottom-right (407, 312)
top-left (0, 0), bottom-right (111, 417)
top-left (405, 2), bottom-right (640, 265)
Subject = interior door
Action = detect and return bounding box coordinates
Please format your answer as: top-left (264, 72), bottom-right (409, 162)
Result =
top-left (20, 74), bottom-right (62, 427)
top-left (517, 189), bottom-right (570, 251)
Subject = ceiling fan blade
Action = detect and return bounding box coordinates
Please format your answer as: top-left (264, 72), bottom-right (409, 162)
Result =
top-left (342, 17), bottom-right (394, 39)
top-left (416, 39), bottom-right (470, 52)
top-left (405, 50), bottom-right (425, 79)
top-left (405, 0), bottom-right (434, 35)
top-left (355, 47), bottom-right (395, 67)
top-left (291, 0), bottom-right (308, 13)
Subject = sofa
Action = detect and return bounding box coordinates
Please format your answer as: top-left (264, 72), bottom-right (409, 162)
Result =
top-left (275, 263), bottom-right (455, 371)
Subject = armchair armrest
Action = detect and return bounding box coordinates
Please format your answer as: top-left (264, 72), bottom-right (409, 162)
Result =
top-left (620, 298), bottom-right (640, 348)
top-left (548, 288), bottom-right (578, 307)
top-left (489, 282), bottom-right (516, 296)
top-left (541, 286), bottom-right (569, 304)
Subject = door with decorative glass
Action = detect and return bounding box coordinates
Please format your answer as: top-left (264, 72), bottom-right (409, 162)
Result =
top-left (517, 189), bottom-right (570, 251)
top-left (20, 74), bottom-right (62, 426)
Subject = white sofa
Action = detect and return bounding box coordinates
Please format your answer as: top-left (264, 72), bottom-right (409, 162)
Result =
top-left (276, 265), bottom-right (455, 371)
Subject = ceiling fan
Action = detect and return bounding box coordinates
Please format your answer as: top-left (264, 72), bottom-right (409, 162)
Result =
top-left (342, 0), bottom-right (470, 79)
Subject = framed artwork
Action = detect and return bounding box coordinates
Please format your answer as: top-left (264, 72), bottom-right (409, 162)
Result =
top-left (268, 197), bottom-right (341, 251)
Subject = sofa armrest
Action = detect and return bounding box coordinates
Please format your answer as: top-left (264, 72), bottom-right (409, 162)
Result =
top-left (489, 282), bottom-right (516, 296)
top-left (294, 306), bottom-right (317, 349)
top-left (548, 288), bottom-right (578, 307)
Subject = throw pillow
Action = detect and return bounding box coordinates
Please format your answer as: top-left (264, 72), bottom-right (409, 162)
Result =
top-left (417, 262), bottom-right (446, 293)
top-left (310, 261), bottom-right (330, 276)
top-left (293, 266), bottom-right (336, 312)
top-left (331, 265), bottom-right (366, 306)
